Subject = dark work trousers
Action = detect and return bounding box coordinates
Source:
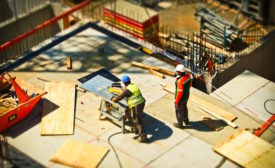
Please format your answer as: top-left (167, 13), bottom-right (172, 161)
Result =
top-left (175, 99), bottom-right (189, 124)
top-left (131, 102), bottom-right (146, 135)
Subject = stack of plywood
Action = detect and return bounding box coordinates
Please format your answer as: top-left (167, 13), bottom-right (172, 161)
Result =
top-left (104, 0), bottom-right (159, 40)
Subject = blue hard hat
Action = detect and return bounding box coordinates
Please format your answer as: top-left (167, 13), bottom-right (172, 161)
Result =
top-left (122, 75), bottom-right (130, 83)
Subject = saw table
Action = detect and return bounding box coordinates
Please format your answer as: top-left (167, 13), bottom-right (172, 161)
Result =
top-left (80, 72), bottom-right (133, 133)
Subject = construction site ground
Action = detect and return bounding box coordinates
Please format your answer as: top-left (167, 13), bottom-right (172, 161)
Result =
top-left (3, 24), bottom-right (275, 167)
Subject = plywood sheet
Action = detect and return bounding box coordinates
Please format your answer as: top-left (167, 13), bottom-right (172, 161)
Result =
top-left (213, 130), bottom-right (275, 168)
top-left (50, 140), bottom-right (109, 168)
top-left (40, 82), bottom-right (75, 135)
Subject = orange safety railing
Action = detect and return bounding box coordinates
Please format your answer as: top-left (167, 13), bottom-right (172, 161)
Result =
top-left (0, 0), bottom-right (91, 70)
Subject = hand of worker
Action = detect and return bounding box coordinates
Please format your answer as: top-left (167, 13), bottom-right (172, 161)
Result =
top-left (111, 97), bottom-right (117, 102)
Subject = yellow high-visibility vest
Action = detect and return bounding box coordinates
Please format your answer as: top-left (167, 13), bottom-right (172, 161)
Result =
top-left (126, 84), bottom-right (145, 108)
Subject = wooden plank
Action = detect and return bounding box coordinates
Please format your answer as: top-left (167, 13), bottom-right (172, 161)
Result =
top-left (149, 68), bottom-right (165, 78)
top-left (190, 94), bottom-right (237, 121)
top-left (192, 103), bottom-right (238, 128)
top-left (132, 61), bottom-right (175, 77)
top-left (213, 130), bottom-right (275, 168)
top-left (66, 56), bottom-right (72, 70)
top-left (40, 82), bottom-right (75, 135)
top-left (200, 117), bottom-right (224, 131)
top-left (50, 139), bottom-right (109, 168)
top-left (161, 83), bottom-right (237, 122)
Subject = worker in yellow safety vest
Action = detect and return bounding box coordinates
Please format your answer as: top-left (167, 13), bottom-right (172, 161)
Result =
top-left (174, 64), bottom-right (192, 129)
top-left (112, 75), bottom-right (147, 143)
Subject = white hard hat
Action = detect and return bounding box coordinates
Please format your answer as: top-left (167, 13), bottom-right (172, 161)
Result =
top-left (175, 64), bottom-right (185, 73)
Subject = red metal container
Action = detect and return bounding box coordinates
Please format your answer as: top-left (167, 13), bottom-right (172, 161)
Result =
top-left (0, 73), bottom-right (47, 132)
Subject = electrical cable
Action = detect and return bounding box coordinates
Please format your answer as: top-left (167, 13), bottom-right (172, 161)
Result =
top-left (108, 131), bottom-right (123, 168)
top-left (264, 99), bottom-right (275, 115)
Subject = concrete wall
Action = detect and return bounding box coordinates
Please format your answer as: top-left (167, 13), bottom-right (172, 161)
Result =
top-left (0, 4), bottom-right (61, 45)
top-left (268, 0), bottom-right (275, 24)
top-left (0, 0), bottom-right (13, 22)
top-left (212, 31), bottom-right (275, 88)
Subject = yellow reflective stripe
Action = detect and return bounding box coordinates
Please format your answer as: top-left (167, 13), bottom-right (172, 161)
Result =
top-left (128, 94), bottom-right (142, 101)
top-left (129, 97), bottom-right (145, 108)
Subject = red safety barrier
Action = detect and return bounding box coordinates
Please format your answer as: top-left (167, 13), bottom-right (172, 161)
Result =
top-left (0, 0), bottom-right (91, 52)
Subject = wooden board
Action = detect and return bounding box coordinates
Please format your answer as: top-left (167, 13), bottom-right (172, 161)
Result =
top-left (40, 82), bottom-right (75, 135)
top-left (190, 94), bottom-right (237, 121)
top-left (66, 56), bottom-right (72, 70)
top-left (213, 130), bottom-right (275, 168)
top-left (192, 103), bottom-right (238, 128)
top-left (149, 68), bottom-right (165, 78)
top-left (132, 61), bottom-right (175, 77)
top-left (51, 139), bottom-right (109, 168)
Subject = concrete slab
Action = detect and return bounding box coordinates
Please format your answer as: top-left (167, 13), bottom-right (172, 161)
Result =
top-left (97, 114), bottom-right (190, 164)
top-left (6, 119), bottom-right (95, 166)
top-left (1, 24), bottom-right (250, 168)
top-left (211, 70), bottom-right (269, 106)
top-left (236, 82), bottom-right (275, 125)
top-left (11, 27), bottom-right (148, 78)
top-left (145, 87), bottom-right (275, 145)
top-left (211, 70), bottom-right (275, 126)
top-left (147, 136), bottom-right (238, 168)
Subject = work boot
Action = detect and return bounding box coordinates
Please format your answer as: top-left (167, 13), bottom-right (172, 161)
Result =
top-left (131, 127), bottom-right (138, 135)
top-left (173, 123), bottom-right (184, 129)
top-left (184, 120), bottom-right (190, 126)
top-left (138, 133), bottom-right (147, 143)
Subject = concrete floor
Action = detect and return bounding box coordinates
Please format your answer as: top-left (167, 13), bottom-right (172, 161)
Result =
top-left (2, 24), bottom-right (271, 168)
top-left (211, 70), bottom-right (275, 144)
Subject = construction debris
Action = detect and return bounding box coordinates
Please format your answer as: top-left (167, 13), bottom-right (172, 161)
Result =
top-left (0, 73), bottom-right (46, 133)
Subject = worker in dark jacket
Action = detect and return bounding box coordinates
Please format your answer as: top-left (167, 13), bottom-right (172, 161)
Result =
top-left (111, 75), bottom-right (147, 142)
top-left (174, 64), bottom-right (192, 129)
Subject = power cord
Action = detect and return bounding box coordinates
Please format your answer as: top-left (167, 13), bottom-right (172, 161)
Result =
top-left (264, 99), bottom-right (275, 115)
top-left (108, 131), bottom-right (123, 168)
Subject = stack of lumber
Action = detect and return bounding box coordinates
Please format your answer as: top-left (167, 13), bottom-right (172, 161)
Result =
top-left (213, 130), bottom-right (275, 168)
top-left (104, 0), bottom-right (159, 40)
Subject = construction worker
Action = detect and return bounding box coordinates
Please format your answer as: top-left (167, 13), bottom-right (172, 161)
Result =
top-left (174, 64), bottom-right (192, 129)
top-left (111, 76), bottom-right (147, 143)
